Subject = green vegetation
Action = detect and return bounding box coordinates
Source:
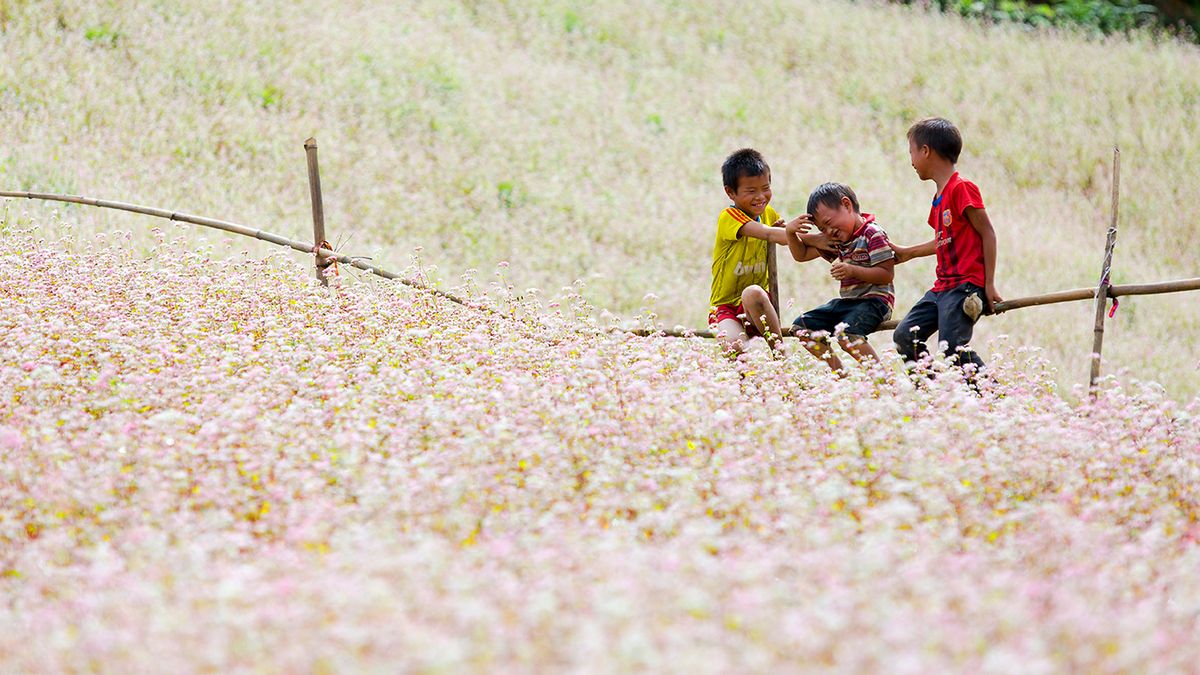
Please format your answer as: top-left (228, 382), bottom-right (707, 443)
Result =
top-left (83, 24), bottom-right (120, 47)
top-left (898, 0), bottom-right (1199, 36)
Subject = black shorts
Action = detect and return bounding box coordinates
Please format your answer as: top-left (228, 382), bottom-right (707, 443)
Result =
top-left (793, 298), bottom-right (891, 338)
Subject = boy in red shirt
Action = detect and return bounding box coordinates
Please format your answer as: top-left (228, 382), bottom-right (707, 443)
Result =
top-left (890, 118), bottom-right (1002, 372)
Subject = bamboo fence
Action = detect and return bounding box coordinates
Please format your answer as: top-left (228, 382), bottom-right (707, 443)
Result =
top-left (1089, 147), bottom-right (1121, 393)
top-left (3, 140), bottom-right (1198, 386)
top-left (627, 277), bottom-right (1200, 338)
top-left (0, 189), bottom-right (476, 307)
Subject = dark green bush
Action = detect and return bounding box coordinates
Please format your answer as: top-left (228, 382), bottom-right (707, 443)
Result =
top-left (895, 0), bottom-right (1197, 38)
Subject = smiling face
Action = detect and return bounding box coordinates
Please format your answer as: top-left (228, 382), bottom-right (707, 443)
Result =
top-left (812, 197), bottom-right (861, 245)
top-left (909, 137), bottom-right (933, 180)
top-left (724, 171), bottom-right (772, 218)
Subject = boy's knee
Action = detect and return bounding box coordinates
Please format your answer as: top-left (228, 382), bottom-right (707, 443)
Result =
top-left (741, 285), bottom-right (768, 305)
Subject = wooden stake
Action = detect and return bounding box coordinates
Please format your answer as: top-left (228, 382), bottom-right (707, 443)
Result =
top-left (304, 137), bottom-right (329, 286)
top-left (767, 239), bottom-right (780, 317)
top-left (1089, 147), bottom-right (1120, 394)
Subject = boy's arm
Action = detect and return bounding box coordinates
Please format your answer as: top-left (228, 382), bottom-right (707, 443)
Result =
top-left (799, 231), bottom-right (836, 252)
top-left (889, 239), bottom-right (936, 263)
top-left (783, 216), bottom-right (823, 262)
top-left (830, 259), bottom-right (895, 284)
top-left (737, 219), bottom-right (790, 246)
top-left (965, 206), bottom-right (1002, 308)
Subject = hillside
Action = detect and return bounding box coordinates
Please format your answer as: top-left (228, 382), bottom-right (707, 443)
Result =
top-left (2, 0), bottom-right (1198, 397)
top-left (2, 228), bottom-right (1199, 670)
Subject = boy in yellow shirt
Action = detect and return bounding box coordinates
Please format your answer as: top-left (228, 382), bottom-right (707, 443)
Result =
top-left (709, 148), bottom-right (806, 354)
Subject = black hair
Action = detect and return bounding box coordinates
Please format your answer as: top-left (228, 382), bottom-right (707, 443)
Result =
top-left (806, 182), bottom-right (860, 216)
top-left (721, 148), bottom-right (770, 191)
top-left (907, 117), bottom-right (963, 164)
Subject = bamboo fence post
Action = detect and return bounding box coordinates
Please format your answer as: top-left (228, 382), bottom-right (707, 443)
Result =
top-left (767, 240), bottom-right (780, 317)
top-left (304, 137), bottom-right (330, 287)
top-left (1089, 146), bottom-right (1120, 394)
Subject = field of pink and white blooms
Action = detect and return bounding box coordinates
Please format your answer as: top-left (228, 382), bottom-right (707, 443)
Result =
top-left (2, 220), bottom-right (1198, 672)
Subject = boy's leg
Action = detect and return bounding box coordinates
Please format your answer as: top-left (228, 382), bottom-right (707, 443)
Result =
top-left (793, 301), bottom-right (846, 373)
top-left (838, 335), bottom-right (880, 365)
top-left (838, 335), bottom-right (891, 384)
top-left (892, 291), bottom-right (939, 364)
top-left (936, 284), bottom-right (985, 370)
top-left (836, 299), bottom-right (889, 367)
top-left (797, 331), bottom-right (845, 373)
top-left (741, 285), bottom-right (782, 348)
top-left (714, 318), bottom-right (750, 355)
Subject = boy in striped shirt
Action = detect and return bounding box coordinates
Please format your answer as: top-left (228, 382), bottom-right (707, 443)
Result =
top-left (785, 183), bottom-right (895, 374)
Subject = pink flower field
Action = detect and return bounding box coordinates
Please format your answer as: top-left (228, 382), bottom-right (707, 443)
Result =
top-left (2, 226), bottom-right (1198, 672)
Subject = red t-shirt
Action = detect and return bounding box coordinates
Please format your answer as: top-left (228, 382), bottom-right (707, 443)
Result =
top-left (928, 172), bottom-right (986, 292)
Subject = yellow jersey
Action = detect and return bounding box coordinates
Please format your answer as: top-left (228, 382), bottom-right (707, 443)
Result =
top-left (709, 205), bottom-right (781, 308)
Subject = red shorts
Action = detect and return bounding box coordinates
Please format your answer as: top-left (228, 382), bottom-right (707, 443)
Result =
top-left (709, 302), bottom-right (765, 337)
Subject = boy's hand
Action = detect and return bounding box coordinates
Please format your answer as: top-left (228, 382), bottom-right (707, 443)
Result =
top-left (784, 215), bottom-right (813, 236)
top-left (985, 283), bottom-right (1003, 313)
top-left (829, 261), bottom-right (855, 281)
top-left (889, 242), bottom-right (911, 263)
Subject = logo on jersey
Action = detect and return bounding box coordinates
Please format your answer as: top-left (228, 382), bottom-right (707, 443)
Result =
top-left (942, 209), bottom-right (952, 228)
top-left (733, 261), bottom-right (766, 276)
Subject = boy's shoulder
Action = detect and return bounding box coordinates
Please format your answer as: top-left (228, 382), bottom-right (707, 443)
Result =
top-left (947, 174), bottom-right (986, 209)
top-left (949, 173), bottom-right (984, 195)
top-left (718, 206), bottom-right (752, 225)
top-left (717, 205), bottom-right (779, 225)
top-left (856, 215), bottom-right (890, 243)
top-left (861, 218), bottom-right (888, 236)
top-left (951, 171), bottom-right (979, 185)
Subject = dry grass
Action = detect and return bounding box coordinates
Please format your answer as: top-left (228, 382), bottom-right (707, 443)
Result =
top-left (1, 0), bottom-right (1197, 397)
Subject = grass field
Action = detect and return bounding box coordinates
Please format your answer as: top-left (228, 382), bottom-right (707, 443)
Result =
top-left (3, 2), bottom-right (1200, 669)
top-left (1, 0), bottom-right (1197, 398)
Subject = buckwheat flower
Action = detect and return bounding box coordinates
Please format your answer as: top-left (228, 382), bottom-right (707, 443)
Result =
top-left (0, 426), bottom-right (20, 450)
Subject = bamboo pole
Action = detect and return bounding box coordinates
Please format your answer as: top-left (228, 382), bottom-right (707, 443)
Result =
top-left (1110, 278), bottom-right (1200, 296)
top-left (0, 189), bottom-right (477, 308)
top-left (3, 188), bottom-right (1198, 344)
top-left (626, 278), bottom-right (1200, 338)
top-left (1089, 147), bottom-right (1120, 394)
top-left (767, 240), bottom-right (780, 317)
top-left (304, 137), bottom-right (330, 286)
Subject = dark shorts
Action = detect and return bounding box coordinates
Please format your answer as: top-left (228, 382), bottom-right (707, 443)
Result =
top-left (892, 282), bottom-right (985, 368)
top-left (793, 298), bottom-right (891, 338)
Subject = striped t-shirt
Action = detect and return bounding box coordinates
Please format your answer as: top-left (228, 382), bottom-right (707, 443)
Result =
top-left (819, 214), bottom-right (895, 308)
